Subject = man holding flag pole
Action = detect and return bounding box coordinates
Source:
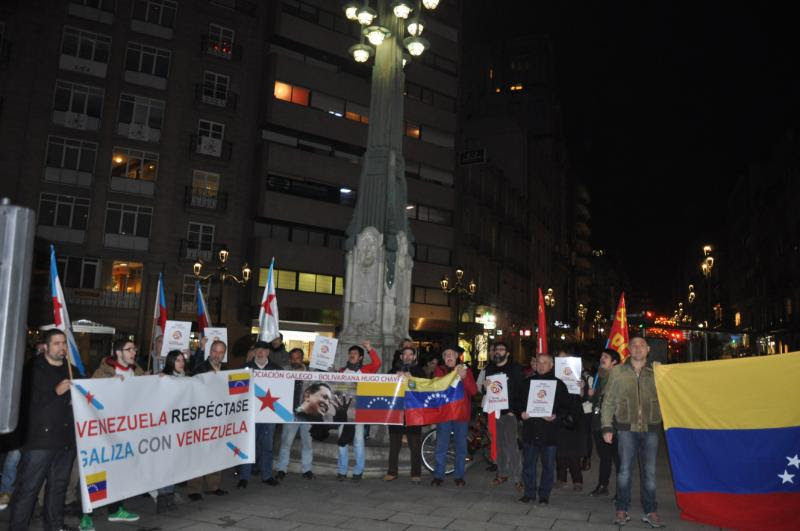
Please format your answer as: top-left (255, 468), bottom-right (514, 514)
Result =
top-left (8, 246), bottom-right (83, 530)
top-left (189, 280), bottom-right (214, 372)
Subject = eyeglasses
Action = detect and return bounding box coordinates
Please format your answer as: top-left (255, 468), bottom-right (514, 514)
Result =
top-left (123, 346), bottom-right (139, 353)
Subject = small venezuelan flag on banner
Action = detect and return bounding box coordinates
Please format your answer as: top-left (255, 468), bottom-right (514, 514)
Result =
top-left (404, 371), bottom-right (465, 426)
top-left (355, 381), bottom-right (405, 424)
top-left (85, 471), bottom-right (107, 503)
top-left (655, 353), bottom-right (800, 531)
top-left (228, 372), bottom-right (250, 395)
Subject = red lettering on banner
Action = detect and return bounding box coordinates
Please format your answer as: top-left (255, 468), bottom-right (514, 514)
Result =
top-left (175, 422), bottom-right (247, 447)
top-left (75, 411), bottom-right (168, 439)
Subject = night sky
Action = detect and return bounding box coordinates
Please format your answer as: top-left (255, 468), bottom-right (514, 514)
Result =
top-left (481, 2), bottom-right (800, 310)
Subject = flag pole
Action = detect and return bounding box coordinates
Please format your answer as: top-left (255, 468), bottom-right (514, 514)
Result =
top-left (66, 357), bottom-right (74, 380)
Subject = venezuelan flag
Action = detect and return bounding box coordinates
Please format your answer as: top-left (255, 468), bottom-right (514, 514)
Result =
top-left (85, 471), bottom-right (107, 503)
top-left (355, 381), bottom-right (405, 424)
top-left (404, 371), bottom-right (465, 426)
top-left (228, 372), bottom-right (250, 395)
top-left (655, 353), bottom-right (800, 531)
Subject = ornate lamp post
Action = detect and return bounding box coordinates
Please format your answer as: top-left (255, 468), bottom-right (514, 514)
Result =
top-left (440, 269), bottom-right (477, 344)
top-left (337, 0), bottom-right (441, 367)
top-left (544, 288), bottom-right (556, 345)
top-left (192, 246), bottom-right (251, 324)
top-left (700, 245), bottom-right (714, 326)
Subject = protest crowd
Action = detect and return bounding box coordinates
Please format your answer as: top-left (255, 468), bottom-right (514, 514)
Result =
top-left (0, 325), bottom-right (670, 531)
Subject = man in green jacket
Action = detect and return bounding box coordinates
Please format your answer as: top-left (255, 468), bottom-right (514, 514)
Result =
top-left (601, 337), bottom-right (665, 528)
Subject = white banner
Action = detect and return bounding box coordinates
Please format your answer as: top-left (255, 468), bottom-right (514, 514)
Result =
top-left (71, 370), bottom-right (255, 513)
top-left (555, 357), bottom-right (583, 395)
top-left (309, 336), bottom-right (338, 371)
top-left (203, 327), bottom-right (228, 362)
top-left (252, 371), bottom-right (404, 424)
top-left (160, 320), bottom-right (192, 358)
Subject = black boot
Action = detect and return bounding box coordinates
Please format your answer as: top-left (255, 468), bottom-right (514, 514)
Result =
top-left (166, 493), bottom-right (178, 511)
top-left (156, 495), bottom-right (168, 514)
top-left (590, 484), bottom-right (609, 496)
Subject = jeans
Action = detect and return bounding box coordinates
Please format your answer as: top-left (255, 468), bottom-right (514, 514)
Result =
top-left (387, 425), bottom-right (421, 477)
top-left (434, 421), bottom-right (468, 480)
top-left (496, 413), bottom-right (522, 481)
top-left (616, 431), bottom-right (658, 514)
top-left (593, 430), bottom-right (619, 487)
top-left (277, 423), bottom-right (312, 473)
top-left (240, 423), bottom-right (276, 481)
top-left (337, 424), bottom-right (365, 475)
top-left (1, 449), bottom-right (21, 492)
top-left (521, 443), bottom-right (556, 500)
top-left (8, 448), bottom-right (74, 531)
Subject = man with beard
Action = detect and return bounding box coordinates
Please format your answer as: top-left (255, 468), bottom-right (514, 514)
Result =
top-left (384, 346), bottom-right (426, 483)
top-left (485, 342), bottom-right (524, 490)
top-left (8, 330), bottom-right (76, 531)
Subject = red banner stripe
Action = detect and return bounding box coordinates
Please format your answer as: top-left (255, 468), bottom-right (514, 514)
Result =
top-left (675, 491), bottom-right (800, 531)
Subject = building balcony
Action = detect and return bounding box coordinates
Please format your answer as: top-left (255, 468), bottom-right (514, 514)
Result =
top-left (178, 238), bottom-right (219, 262)
top-left (209, 0), bottom-right (257, 16)
top-left (109, 176), bottom-right (155, 197)
top-left (130, 19), bottom-right (173, 40)
top-left (43, 166), bottom-right (92, 187)
top-left (190, 134), bottom-right (232, 161)
top-left (123, 70), bottom-right (167, 90)
top-left (184, 186), bottom-right (228, 211)
top-left (64, 288), bottom-right (141, 310)
top-left (201, 35), bottom-right (242, 61)
top-left (37, 225), bottom-right (85, 244)
top-left (103, 233), bottom-right (149, 251)
top-left (52, 110), bottom-right (100, 131)
top-left (195, 83), bottom-right (237, 110)
top-left (59, 54), bottom-right (107, 78)
top-left (117, 122), bottom-right (161, 143)
top-left (67, 2), bottom-right (114, 24)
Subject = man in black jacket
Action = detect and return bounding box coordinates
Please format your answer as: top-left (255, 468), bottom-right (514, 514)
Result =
top-left (8, 329), bottom-right (76, 531)
top-left (518, 353), bottom-right (571, 505)
top-left (484, 342), bottom-right (524, 489)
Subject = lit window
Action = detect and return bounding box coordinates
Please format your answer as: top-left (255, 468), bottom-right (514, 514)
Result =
top-left (334, 277), bottom-right (344, 295)
top-left (315, 274), bottom-right (333, 294)
top-left (298, 272), bottom-right (316, 292)
top-left (405, 121), bottom-right (420, 139)
top-left (110, 261), bottom-right (143, 293)
top-left (273, 81), bottom-right (309, 106)
top-left (509, 84), bottom-right (523, 91)
top-left (277, 269), bottom-right (297, 290)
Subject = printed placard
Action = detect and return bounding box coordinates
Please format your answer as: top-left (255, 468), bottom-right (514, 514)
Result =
top-left (482, 373), bottom-right (509, 413)
top-left (555, 356), bottom-right (583, 395)
top-left (526, 380), bottom-right (557, 417)
top-left (160, 321), bottom-right (191, 358)
top-left (308, 336), bottom-right (339, 371)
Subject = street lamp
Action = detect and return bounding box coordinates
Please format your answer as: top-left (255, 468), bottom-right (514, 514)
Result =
top-left (577, 303), bottom-right (587, 340)
top-left (543, 288), bottom-right (555, 345)
top-left (700, 245), bottom-right (714, 324)
top-left (441, 268), bottom-right (477, 344)
top-left (192, 246), bottom-right (251, 324)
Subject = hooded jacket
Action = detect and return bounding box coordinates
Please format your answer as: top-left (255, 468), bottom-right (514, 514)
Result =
top-left (92, 356), bottom-right (145, 378)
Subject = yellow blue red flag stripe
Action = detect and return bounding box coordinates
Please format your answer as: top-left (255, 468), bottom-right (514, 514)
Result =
top-left (655, 353), bottom-right (800, 530)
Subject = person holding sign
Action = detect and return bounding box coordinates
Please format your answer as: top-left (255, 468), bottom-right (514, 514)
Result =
top-left (237, 341), bottom-right (283, 489)
top-left (8, 330), bottom-right (76, 531)
top-left (484, 342), bottom-right (524, 489)
top-left (518, 353), bottom-right (570, 505)
top-left (554, 351), bottom-right (588, 491)
top-left (335, 341), bottom-right (381, 481)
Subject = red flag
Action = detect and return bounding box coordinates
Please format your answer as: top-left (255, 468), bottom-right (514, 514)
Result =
top-left (537, 288), bottom-right (548, 354)
top-left (606, 292), bottom-right (630, 361)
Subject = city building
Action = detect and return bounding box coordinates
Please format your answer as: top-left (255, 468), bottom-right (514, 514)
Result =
top-left (0, 0), bottom-right (265, 366)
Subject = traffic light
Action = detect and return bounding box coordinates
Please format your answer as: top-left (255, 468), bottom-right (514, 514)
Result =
top-left (0, 199), bottom-right (35, 433)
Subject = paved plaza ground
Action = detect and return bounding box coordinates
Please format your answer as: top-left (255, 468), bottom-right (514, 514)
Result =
top-left (3, 433), bottom-right (724, 530)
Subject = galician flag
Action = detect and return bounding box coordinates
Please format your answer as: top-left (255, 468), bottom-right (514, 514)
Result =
top-left (258, 258), bottom-right (279, 342)
top-left (606, 292), bottom-right (630, 361)
top-left (196, 281), bottom-right (212, 333)
top-left (151, 272), bottom-right (167, 352)
top-left (49, 245), bottom-right (86, 376)
top-left (537, 287), bottom-right (548, 354)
